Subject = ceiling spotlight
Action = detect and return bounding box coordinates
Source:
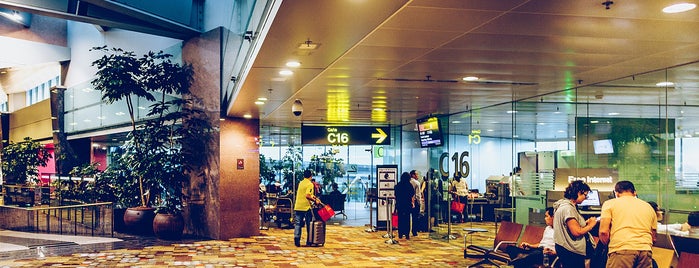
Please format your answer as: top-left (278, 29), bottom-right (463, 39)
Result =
top-left (462, 76), bottom-right (479, 81)
top-left (656, 81), bottom-right (675, 87)
top-left (286, 61), bottom-right (301, 67)
top-left (663, 3), bottom-right (696, 13)
top-left (279, 70), bottom-right (293, 76)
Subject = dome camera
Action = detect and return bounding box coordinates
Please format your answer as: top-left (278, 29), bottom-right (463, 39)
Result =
top-left (292, 99), bottom-right (303, 116)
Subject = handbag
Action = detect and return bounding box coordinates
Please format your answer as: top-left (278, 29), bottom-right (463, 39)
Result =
top-left (391, 212), bottom-right (399, 229)
top-left (450, 197), bottom-right (465, 213)
top-left (316, 204), bottom-right (335, 222)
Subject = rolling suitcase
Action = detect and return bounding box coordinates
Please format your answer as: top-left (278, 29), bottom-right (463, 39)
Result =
top-left (307, 220), bottom-right (326, 246)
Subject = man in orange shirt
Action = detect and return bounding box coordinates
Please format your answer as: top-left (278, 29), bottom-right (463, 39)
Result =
top-left (599, 181), bottom-right (657, 268)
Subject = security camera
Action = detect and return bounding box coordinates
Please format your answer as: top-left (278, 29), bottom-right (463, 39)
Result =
top-left (292, 99), bottom-right (303, 116)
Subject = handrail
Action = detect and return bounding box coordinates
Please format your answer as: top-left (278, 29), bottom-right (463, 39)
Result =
top-left (0, 202), bottom-right (114, 237)
top-left (1, 202), bottom-right (113, 210)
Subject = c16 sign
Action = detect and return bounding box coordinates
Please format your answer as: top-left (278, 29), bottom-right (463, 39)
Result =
top-left (302, 125), bottom-right (390, 145)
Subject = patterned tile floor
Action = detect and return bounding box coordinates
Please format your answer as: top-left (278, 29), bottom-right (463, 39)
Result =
top-left (0, 221), bottom-right (499, 267)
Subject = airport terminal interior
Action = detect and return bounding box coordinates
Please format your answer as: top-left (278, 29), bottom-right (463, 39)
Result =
top-left (0, 0), bottom-right (697, 267)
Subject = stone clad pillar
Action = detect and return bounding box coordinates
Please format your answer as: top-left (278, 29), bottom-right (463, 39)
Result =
top-left (182, 27), bottom-right (260, 239)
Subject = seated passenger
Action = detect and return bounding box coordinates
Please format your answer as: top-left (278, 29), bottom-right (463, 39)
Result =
top-left (648, 201), bottom-right (690, 236)
top-left (506, 207), bottom-right (556, 268)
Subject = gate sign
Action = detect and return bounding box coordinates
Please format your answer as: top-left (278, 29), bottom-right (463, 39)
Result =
top-left (302, 125), bottom-right (391, 145)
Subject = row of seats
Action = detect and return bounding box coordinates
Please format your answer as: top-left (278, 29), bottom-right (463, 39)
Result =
top-left (463, 221), bottom-right (699, 268)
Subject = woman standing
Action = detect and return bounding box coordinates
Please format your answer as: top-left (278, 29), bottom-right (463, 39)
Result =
top-left (394, 172), bottom-right (415, 240)
top-left (553, 180), bottom-right (598, 268)
top-left (450, 172), bottom-right (469, 222)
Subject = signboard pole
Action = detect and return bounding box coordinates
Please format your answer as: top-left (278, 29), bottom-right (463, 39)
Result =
top-left (376, 164), bottom-right (397, 231)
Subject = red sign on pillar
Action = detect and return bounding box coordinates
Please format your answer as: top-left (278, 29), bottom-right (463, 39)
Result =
top-left (237, 159), bottom-right (244, 170)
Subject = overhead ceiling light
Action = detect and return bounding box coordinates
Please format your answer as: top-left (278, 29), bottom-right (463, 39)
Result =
top-left (286, 61), bottom-right (301, 67)
top-left (279, 70), bottom-right (293, 76)
top-left (243, 114), bottom-right (252, 119)
top-left (257, 97), bottom-right (268, 101)
top-left (608, 112), bottom-right (620, 116)
top-left (462, 76), bottom-right (479, 81)
top-left (506, 110), bottom-right (518, 114)
top-left (254, 101), bottom-right (265, 105)
top-left (656, 81), bottom-right (675, 87)
top-left (663, 3), bottom-right (696, 13)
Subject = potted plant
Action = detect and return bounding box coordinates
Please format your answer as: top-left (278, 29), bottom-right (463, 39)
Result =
top-left (1, 137), bottom-right (52, 206)
top-left (91, 46), bottom-right (212, 238)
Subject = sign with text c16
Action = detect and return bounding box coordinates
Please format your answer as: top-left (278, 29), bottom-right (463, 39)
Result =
top-left (302, 125), bottom-right (390, 145)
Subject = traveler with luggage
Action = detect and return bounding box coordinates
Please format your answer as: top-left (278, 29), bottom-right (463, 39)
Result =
top-left (293, 170), bottom-right (320, 247)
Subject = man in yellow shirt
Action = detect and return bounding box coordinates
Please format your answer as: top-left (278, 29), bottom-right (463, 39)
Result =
top-left (599, 180), bottom-right (657, 267)
top-left (293, 170), bottom-right (319, 247)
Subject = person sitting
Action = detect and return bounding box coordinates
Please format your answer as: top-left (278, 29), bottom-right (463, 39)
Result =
top-left (647, 201), bottom-right (690, 236)
top-left (505, 207), bottom-right (556, 268)
top-left (329, 182), bottom-right (341, 196)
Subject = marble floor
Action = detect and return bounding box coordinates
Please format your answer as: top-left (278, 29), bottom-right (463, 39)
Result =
top-left (0, 202), bottom-right (500, 267)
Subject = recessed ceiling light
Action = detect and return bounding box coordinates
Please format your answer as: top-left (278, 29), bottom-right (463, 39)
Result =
top-left (663, 3), bottom-right (696, 13)
top-left (258, 97), bottom-right (268, 101)
top-left (462, 76), bottom-right (479, 81)
top-left (452, 120), bottom-right (462, 124)
top-left (608, 112), bottom-right (620, 116)
top-left (506, 110), bottom-right (518, 114)
top-left (286, 61), bottom-right (301, 67)
top-left (243, 114), bottom-right (252, 119)
top-left (487, 129), bottom-right (494, 132)
top-left (254, 101), bottom-right (265, 105)
top-left (279, 70), bottom-right (293, 76)
top-left (656, 81), bottom-right (674, 87)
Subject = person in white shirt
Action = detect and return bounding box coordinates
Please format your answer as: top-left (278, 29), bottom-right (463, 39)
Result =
top-left (409, 170), bottom-right (422, 236)
top-left (449, 172), bottom-right (468, 222)
top-left (506, 207), bottom-right (556, 268)
top-left (647, 201), bottom-right (690, 236)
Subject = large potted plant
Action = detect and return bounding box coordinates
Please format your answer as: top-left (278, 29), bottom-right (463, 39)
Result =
top-left (1, 137), bottom-right (52, 206)
top-left (91, 46), bottom-right (212, 238)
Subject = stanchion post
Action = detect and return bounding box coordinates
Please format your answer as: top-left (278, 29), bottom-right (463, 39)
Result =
top-left (384, 198), bottom-right (398, 244)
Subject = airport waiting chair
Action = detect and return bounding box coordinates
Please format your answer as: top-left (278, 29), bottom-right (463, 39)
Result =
top-left (677, 252), bottom-right (699, 268)
top-left (652, 246), bottom-right (677, 268)
top-left (485, 224), bottom-right (546, 265)
top-left (465, 221), bottom-right (523, 267)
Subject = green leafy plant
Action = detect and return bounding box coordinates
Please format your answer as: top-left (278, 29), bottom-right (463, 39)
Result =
top-left (1, 137), bottom-right (52, 185)
top-left (91, 46), bottom-right (212, 214)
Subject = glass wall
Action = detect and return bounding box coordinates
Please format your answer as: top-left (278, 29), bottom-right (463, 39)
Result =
top-left (258, 63), bottom-right (699, 242)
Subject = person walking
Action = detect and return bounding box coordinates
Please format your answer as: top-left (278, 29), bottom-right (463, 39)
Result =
top-left (409, 170), bottom-right (422, 236)
top-left (599, 181), bottom-right (657, 268)
top-left (395, 172), bottom-right (416, 240)
top-left (553, 180), bottom-right (598, 268)
top-left (293, 170), bottom-right (320, 247)
top-left (449, 172), bottom-right (468, 222)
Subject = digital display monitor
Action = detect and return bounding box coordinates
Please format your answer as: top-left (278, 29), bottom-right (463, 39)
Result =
top-left (593, 139), bottom-right (614, 154)
top-left (578, 189), bottom-right (601, 207)
top-left (417, 116), bottom-right (443, 148)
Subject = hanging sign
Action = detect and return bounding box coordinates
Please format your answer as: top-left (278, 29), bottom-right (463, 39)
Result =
top-left (302, 125), bottom-right (390, 145)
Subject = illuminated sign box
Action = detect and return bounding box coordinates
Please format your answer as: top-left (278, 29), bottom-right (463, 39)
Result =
top-left (302, 125), bottom-right (391, 145)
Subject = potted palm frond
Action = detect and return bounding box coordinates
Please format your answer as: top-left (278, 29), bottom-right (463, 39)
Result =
top-left (91, 46), bottom-right (212, 238)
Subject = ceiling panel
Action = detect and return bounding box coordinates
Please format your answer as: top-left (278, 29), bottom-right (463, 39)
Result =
top-left (232, 0), bottom-right (699, 142)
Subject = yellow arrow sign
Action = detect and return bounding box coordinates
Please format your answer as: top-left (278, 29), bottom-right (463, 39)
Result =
top-left (371, 128), bottom-right (387, 144)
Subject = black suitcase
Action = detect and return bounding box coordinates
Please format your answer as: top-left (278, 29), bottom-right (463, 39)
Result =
top-left (307, 220), bottom-right (326, 246)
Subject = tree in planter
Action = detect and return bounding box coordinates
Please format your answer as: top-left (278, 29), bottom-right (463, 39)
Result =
top-left (1, 137), bottom-right (52, 186)
top-left (91, 46), bottom-right (212, 238)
